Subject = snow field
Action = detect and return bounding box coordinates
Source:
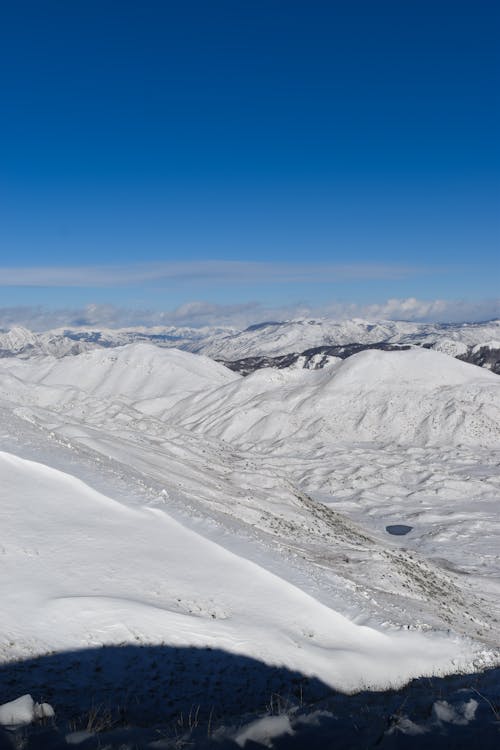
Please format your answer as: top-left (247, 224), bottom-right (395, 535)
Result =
top-left (0, 342), bottom-right (499, 714)
top-left (0, 450), bottom-right (478, 692)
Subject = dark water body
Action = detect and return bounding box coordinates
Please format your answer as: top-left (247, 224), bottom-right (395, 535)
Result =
top-left (0, 645), bottom-right (498, 748)
top-left (386, 524), bottom-right (413, 536)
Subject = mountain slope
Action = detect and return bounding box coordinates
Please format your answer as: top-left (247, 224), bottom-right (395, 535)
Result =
top-left (0, 448), bottom-right (475, 693)
top-left (1, 343), bottom-right (239, 412)
top-left (0, 343), bottom-right (499, 710)
top-left (190, 318), bottom-right (500, 359)
top-left (166, 349), bottom-right (500, 448)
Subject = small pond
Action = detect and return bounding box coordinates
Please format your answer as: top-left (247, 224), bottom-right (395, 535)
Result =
top-left (386, 524), bottom-right (413, 536)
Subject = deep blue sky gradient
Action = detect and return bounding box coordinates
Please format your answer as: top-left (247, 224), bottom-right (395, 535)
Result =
top-left (0, 0), bottom-right (498, 317)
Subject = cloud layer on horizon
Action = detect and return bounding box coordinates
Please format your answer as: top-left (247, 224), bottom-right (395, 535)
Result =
top-left (0, 297), bottom-right (498, 332)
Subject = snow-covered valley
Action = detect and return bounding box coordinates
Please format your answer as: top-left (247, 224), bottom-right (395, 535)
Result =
top-left (0, 331), bottom-right (499, 747)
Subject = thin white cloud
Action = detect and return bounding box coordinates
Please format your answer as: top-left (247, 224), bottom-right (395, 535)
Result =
top-left (0, 297), bottom-right (498, 332)
top-left (0, 260), bottom-right (427, 287)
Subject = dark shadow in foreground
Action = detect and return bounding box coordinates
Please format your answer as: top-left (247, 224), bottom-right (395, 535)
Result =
top-left (0, 644), bottom-right (498, 749)
top-left (0, 643), bottom-right (328, 748)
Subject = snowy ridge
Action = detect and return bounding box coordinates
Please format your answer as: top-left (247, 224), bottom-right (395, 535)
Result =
top-left (0, 324), bottom-right (231, 359)
top-left (1, 319), bottom-right (499, 374)
top-left (11, 343), bottom-right (237, 400)
top-left (0, 326), bottom-right (92, 358)
top-left (190, 318), bottom-right (500, 359)
top-left (167, 349), bottom-right (500, 449)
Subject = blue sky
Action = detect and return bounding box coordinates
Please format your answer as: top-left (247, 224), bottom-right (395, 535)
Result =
top-left (0, 0), bottom-right (498, 327)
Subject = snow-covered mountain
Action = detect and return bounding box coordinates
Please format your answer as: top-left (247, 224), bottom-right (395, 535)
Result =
top-left (0, 340), bottom-right (499, 743)
top-left (0, 326), bottom-right (93, 358)
top-left (1, 318), bottom-right (499, 376)
top-left (189, 317), bottom-right (500, 359)
top-left (0, 324), bottom-right (231, 359)
top-left (193, 318), bottom-right (500, 375)
top-left (165, 348), bottom-right (500, 449)
top-left (4, 343), bottom-right (236, 407)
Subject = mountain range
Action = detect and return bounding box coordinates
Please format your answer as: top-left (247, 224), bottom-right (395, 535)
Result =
top-left (0, 318), bottom-right (499, 746)
top-left (1, 317), bottom-right (499, 374)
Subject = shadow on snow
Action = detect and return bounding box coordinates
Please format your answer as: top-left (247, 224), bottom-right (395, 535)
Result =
top-left (0, 644), bottom-right (499, 748)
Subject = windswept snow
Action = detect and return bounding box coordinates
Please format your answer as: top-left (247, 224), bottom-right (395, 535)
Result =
top-left (0, 449), bottom-right (475, 692)
top-left (0, 340), bottom-right (499, 711)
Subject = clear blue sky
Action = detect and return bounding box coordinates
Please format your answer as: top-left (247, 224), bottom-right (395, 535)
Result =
top-left (0, 0), bottom-right (498, 325)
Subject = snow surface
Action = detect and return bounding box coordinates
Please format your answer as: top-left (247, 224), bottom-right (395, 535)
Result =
top-left (0, 341), bottom-right (499, 718)
top-left (0, 694), bottom-right (54, 727)
top-left (0, 448), bottom-right (476, 692)
top-left (234, 714), bottom-right (294, 747)
top-left (166, 348), bottom-right (500, 448)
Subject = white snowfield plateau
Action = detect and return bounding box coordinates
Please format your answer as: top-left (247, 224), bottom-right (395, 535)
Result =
top-left (0, 342), bottom-right (499, 693)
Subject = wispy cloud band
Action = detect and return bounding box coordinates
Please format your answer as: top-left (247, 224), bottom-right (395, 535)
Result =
top-left (0, 260), bottom-right (428, 287)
